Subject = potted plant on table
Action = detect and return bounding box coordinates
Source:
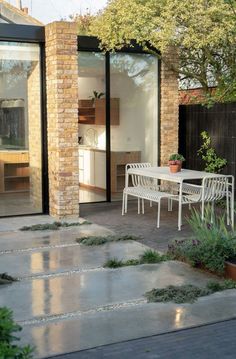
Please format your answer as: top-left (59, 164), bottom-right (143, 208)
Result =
top-left (168, 153), bottom-right (185, 173)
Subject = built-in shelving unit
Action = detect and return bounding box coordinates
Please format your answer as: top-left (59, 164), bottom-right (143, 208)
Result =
top-left (78, 98), bottom-right (120, 125)
top-left (0, 152), bottom-right (30, 193)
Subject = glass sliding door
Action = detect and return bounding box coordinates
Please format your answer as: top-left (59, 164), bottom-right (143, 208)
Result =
top-left (78, 52), bottom-right (107, 203)
top-left (110, 53), bottom-right (158, 199)
top-left (0, 42), bottom-right (42, 216)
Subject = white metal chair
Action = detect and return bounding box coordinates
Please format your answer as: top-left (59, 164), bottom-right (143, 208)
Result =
top-left (171, 176), bottom-right (232, 228)
top-left (172, 175), bottom-right (234, 227)
top-left (122, 163), bottom-right (174, 228)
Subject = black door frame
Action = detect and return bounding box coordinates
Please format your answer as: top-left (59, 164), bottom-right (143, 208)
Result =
top-left (0, 23), bottom-right (49, 217)
top-left (78, 36), bottom-right (161, 203)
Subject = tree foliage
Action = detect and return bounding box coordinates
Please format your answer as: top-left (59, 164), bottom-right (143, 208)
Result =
top-left (91, 0), bottom-right (236, 103)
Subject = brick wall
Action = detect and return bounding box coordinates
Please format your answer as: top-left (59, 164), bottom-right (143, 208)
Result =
top-left (45, 21), bottom-right (79, 218)
top-left (160, 49), bottom-right (179, 165)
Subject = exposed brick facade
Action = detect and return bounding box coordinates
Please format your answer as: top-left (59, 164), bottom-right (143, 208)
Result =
top-left (45, 22), bottom-right (79, 218)
top-left (160, 49), bottom-right (179, 165)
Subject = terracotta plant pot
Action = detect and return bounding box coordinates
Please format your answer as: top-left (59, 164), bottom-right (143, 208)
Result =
top-left (169, 164), bottom-right (180, 173)
top-left (224, 260), bottom-right (236, 281)
top-left (175, 160), bottom-right (182, 171)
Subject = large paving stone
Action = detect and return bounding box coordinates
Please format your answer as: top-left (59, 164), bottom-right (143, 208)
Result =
top-left (21, 290), bottom-right (236, 358)
top-left (0, 261), bottom-right (218, 322)
top-left (0, 224), bottom-right (112, 252)
top-left (0, 241), bottom-right (148, 277)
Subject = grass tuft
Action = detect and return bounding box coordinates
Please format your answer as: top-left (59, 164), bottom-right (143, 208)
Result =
top-left (145, 279), bottom-right (236, 304)
top-left (104, 250), bottom-right (167, 268)
top-left (20, 221), bottom-right (91, 231)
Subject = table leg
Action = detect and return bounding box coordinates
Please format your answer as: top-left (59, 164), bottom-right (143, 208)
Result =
top-left (178, 181), bottom-right (183, 231)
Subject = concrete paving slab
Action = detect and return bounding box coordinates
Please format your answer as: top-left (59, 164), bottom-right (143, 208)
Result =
top-left (0, 241), bottom-right (149, 278)
top-left (0, 224), bottom-right (113, 253)
top-left (20, 290), bottom-right (236, 358)
top-left (0, 261), bottom-right (219, 322)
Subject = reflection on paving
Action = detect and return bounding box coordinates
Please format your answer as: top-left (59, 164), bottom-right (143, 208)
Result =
top-left (0, 217), bottom-right (236, 358)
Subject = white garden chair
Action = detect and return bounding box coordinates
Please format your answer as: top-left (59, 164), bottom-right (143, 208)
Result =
top-left (170, 176), bottom-right (232, 227)
top-left (122, 163), bottom-right (174, 228)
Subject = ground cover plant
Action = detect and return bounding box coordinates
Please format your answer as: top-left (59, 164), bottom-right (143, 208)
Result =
top-left (0, 307), bottom-right (34, 358)
top-left (76, 234), bottom-right (140, 246)
top-left (168, 208), bottom-right (236, 275)
top-left (0, 273), bottom-right (17, 285)
top-left (145, 279), bottom-right (236, 304)
top-left (104, 250), bottom-right (169, 268)
top-left (20, 220), bottom-right (91, 231)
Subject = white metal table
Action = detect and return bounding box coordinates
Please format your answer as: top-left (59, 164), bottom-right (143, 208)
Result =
top-left (126, 167), bottom-right (234, 230)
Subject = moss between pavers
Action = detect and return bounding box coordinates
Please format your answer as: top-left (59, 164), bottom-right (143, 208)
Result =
top-left (144, 280), bottom-right (236, 304)
top-left (0, 273), bottom-right (18, 285)
top-left (76, 234), bottom-right (141, 246)
top-left (20, 221), bottom-right (91, 231)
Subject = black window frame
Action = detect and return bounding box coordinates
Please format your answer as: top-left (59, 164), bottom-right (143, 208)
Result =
top-left (0, 23), bottom-right (48, 217)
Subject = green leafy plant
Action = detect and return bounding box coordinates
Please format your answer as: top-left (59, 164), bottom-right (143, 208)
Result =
top-left (169, 153), bottom-right (185, 162)
top-left (89, 91), bottom-right (105, 100)
top-left (0, 307), bottom-right (34, 358)
top-left (197, 131), bottom-right (227, 173)
top-left (77, 234), bottom-right (140, 246)
top-left (168, 208), bottom-right (236, 274)
top-left (104, 250), bottom-right (168, 268)
top-left (20, 221), bottom-right (91, 231)
top-left (144, 279), bottom-right (236, 304)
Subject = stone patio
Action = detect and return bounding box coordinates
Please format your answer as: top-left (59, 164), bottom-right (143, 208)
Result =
top-left (0, 208), bottom-right (236, 358)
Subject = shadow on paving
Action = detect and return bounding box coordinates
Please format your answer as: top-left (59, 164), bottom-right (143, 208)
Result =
top-left (47, 318), bottom-right (236, 359)
top-left (80, 200), bottom-right (193, 252)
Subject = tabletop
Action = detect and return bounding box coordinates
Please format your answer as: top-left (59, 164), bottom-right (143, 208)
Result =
top-left (127, 166), bottom-right (226, 183)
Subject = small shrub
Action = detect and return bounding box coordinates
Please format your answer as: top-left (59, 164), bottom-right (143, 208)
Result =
top-left (0, 307), bottom-right (34, 358)
top-left (145, 280), bottom-right (236, 304)
top-left (168, 208), bottom-right (236, 274)
top-left (20, 221), bottom-right (91, 231)
top-left (104, 258), bottom-right (125, 268)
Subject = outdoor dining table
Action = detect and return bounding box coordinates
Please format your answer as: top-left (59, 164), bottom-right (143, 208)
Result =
top-left (126, 166), bottom-right (234, 230)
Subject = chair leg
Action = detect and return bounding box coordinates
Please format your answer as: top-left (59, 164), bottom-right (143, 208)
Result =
top-left (168, 198), bottom-right (173, 212)
top-left (138, 198), bottom-right (140, 214)
top-left (157, 199), bottom-right (161, 228)
top-left (125, 193), bottom-right (128, 214)
top-left (150, 201), bottom-right (153, 207)
top-left (201, 200), bottom-right (205, 221)
top-left (142, 199), bottom-right (145, 214)
top-left (231, 194), bottom-right (234, 230)
top-left (226, 191), bottom-right (230, 226)
top-left (211, 201), bottom-right (214, 224)
top-left (122, 191), bottom-right (125, 216)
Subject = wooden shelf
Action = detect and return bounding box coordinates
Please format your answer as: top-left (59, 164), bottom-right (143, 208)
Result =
top-left (78, 98), bottom-right (120, 125)
top-left (0, 153), bottom-right (30, 193)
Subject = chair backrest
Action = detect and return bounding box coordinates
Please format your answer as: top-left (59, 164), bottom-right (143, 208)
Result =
top-left (125, 163), bottom-right (151, 187)
top-left (201, 176), bottom-right (227, 202)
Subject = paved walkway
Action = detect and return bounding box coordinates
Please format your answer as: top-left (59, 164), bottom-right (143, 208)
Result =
top-left (49, 318), bottom-right (236, 359)
top-left (0, 213), bottom-right (236, 358)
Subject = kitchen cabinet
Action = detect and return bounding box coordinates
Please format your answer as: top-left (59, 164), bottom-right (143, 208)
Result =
top-left (79, 148), bottom-right (106, 190)
top-left (78, 98), bottom-right (119, 126)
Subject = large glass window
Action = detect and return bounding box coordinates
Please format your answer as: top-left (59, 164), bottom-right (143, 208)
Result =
top-left (110, 53), bottom-right (158, 199)
top-left (0, 42), bottom-right (42, 216)
top-left (78, 52), bottom-right (107, 203)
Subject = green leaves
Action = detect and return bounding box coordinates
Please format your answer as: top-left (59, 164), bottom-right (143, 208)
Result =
top-left (91, 0), bottom-right (236, 104)
top-left (0, 307), bottom-right (34, 358)
top-left (198, 131), bottom-right (227, 173)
